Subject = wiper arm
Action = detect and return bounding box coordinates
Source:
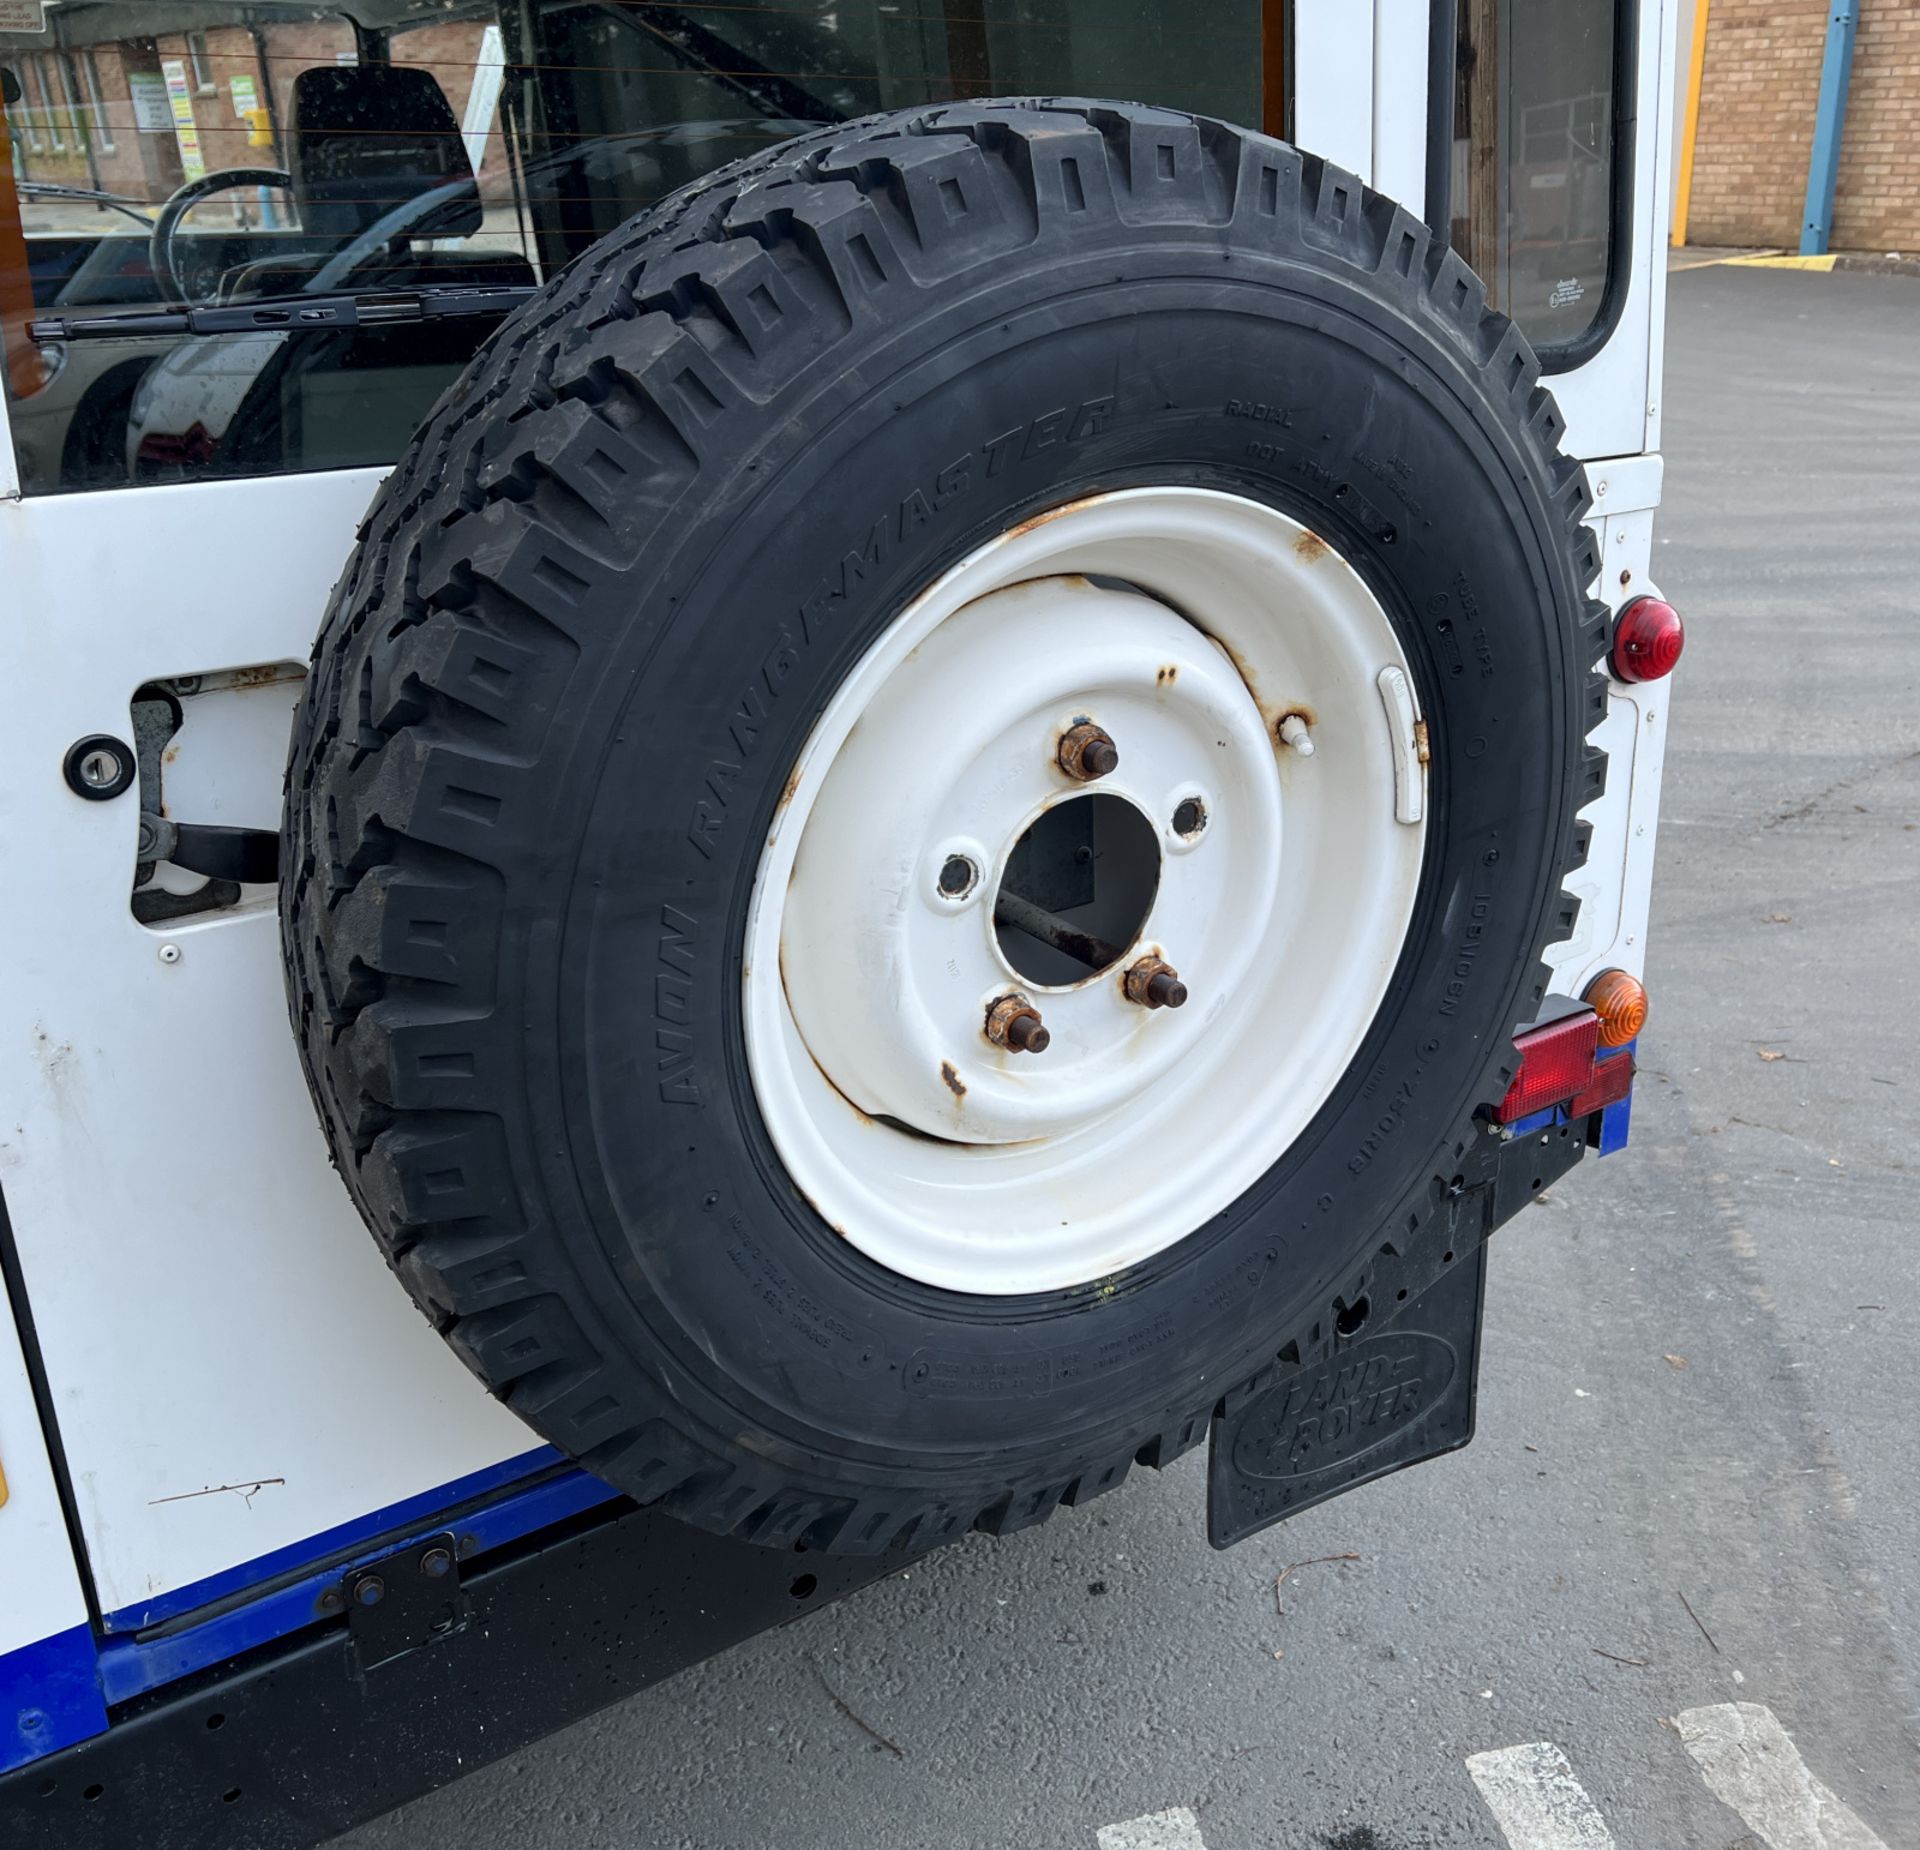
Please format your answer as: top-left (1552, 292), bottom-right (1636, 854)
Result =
top-left (29, 282), bottom-right (537, 344)
top-left (19, 181), bottom-right (155, 228)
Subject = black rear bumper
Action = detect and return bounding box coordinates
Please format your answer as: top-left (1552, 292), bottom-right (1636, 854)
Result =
top-left (0, 1495), bottom-right (897, 1849)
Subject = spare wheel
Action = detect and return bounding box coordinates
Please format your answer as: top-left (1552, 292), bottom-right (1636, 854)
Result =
top-left (281, 101), bottom-right (1606, 1554)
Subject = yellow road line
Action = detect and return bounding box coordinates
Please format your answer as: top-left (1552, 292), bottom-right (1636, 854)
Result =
top-left (1721, 252), bottom-right (1838, 270)
top-left (1671, 251), bottom-right (1840, 273)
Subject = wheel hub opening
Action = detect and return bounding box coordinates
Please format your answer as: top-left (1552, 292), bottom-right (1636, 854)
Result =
top-left (993, 791), bottom-right (1161, 987)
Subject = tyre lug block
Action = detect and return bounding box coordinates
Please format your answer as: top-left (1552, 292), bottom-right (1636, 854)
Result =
top-left (1058, 722), bottom-right (1119, 781)
top-left (1125, 957), bottom-right (1187, 1011)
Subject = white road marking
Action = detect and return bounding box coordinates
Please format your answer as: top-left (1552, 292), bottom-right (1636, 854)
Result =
top-left (1096, 1806), bottom-right (1208, 1850)
top-left (1674, 1702), bottom-right (1888, 1850)
top-left (1466, 1741), bottom-right (1617, 1849)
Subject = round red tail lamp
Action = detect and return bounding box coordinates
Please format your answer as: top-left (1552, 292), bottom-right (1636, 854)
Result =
top-left (1611, 596), bottom-right (1685, 683)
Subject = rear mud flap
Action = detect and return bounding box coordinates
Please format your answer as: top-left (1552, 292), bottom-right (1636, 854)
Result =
top-left (1207, 1117), bottom-right (1589, 1547)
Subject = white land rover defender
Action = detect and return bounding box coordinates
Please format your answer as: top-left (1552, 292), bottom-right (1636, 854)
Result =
top-left (0, 3), bottom-right (1682, 1841)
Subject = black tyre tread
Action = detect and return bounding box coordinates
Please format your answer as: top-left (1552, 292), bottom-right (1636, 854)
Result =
top-left (283, 99), bottom-right (1608, 1555)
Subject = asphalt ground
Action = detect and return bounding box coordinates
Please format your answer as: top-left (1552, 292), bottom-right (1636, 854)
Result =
top-left (339, 263), bottom-right (1920, 1850)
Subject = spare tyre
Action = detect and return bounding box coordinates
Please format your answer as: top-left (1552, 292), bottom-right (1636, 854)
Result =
top-left (281, 100), bottom-right (1606, 1554)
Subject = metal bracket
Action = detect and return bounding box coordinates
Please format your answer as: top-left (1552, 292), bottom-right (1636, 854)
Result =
top-left (137, 813), bottom-right (280, 884)
top-left (339, 1532), bottom-right (467, 1676)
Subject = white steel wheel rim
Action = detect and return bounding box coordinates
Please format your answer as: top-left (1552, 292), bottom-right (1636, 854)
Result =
top-left (743, 487), bottom-right (1427, 1295)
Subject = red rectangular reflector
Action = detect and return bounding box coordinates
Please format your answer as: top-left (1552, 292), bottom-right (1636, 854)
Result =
top-left (1567, 1048), bottom-right (1635, 1118)
top-left (1492, 1010), bottom-right (1600, 1123)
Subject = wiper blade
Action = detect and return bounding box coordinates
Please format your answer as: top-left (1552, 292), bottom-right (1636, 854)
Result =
top-left (20, 180), bottom-right (151, 206)
top-left (29, 282), bottom-right (537, 344)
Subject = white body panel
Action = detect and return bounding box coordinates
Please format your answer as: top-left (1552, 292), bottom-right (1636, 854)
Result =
top-left (1292, 4), bottom-right (1375, 180)
top-left (0, 476), bottom-right (529, 1620)
top-left (1548, 484), bottom-right (1672, 1000)
top-left (0, 1274), bottom-right (92, 1658)
top-left (1370, 0), bottom-right (1432, 210)
top-left (0, 1), bottom-right (1679, 1626)
top-left (1296, 0), bottom-right (1673, 464)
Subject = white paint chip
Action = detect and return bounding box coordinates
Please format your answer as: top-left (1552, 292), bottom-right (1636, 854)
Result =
top-left (1674, 1703), bottom-right (1888, 1850)
top-left (1467, 1741), bottom-right (1617, 1849)
top-left (1096, 1806), bottom-right (1208, 1850)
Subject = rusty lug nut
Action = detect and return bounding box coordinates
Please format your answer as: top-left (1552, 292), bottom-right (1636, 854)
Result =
top-left (1125, 957), bottom-right (1188, 1011)
top-left (1058, 722), bottom-right (1119, 782)
top-left (986, 994), bottom-right (1051, 1054)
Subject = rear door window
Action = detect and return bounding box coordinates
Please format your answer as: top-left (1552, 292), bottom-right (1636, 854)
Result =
top-left (3, 5), bottom-right (1638, 494)
top-left (1448, 0), bottom-right (1625, 355)
top-left (2, 2), bottom-right (1278, 496)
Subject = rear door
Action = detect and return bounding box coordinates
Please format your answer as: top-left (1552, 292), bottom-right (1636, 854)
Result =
top-left (0, 0), bottom-right (1300, 1632)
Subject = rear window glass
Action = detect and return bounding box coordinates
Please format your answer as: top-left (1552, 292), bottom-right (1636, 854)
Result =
top-left (1, 3), bottom-right (1625, 496)
top-left (1449, 0), bottom-right (1622, 354)
top-left (1, 1), bottom-right (1270, 495)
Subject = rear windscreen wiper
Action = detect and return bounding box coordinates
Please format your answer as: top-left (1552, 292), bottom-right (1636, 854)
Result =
top-left (29, 282), bottom-right (538, 344)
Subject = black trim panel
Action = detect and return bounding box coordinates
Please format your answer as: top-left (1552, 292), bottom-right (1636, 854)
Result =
top-left (1425, 0), bottom-right (1458, 244)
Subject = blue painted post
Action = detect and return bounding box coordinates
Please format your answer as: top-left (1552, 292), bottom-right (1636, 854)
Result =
top-left (1800, 0), bottom-right (1861, 255)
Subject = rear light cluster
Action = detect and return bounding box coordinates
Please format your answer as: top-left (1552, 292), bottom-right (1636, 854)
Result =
top-left (1491, 970), bottom-right (1646, 1125)
top-left (1611, 596), bottom-right (1685, 683)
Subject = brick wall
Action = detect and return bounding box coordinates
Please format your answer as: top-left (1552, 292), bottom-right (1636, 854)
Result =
top-left (1688, 0), bottom-right (1826, 247)
top-left (1690, 0), bottom-right (1920, 254)
top-left (1831, 0), bottom-right (1920, 252)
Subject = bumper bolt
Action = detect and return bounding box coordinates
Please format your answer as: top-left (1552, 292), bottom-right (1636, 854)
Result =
top-left (1058, 722), bottom-right (1119, 781)
top-left (986, 994), bottom-right (1051, 1053)
top-left (1125, 957), bottom-right (1188, 1010)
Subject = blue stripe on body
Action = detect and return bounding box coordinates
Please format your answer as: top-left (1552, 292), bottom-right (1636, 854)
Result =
top-left (3, 1451), bottom-right (623, 1766)
top-left (2, 1624), bottom-right (108, 1772)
